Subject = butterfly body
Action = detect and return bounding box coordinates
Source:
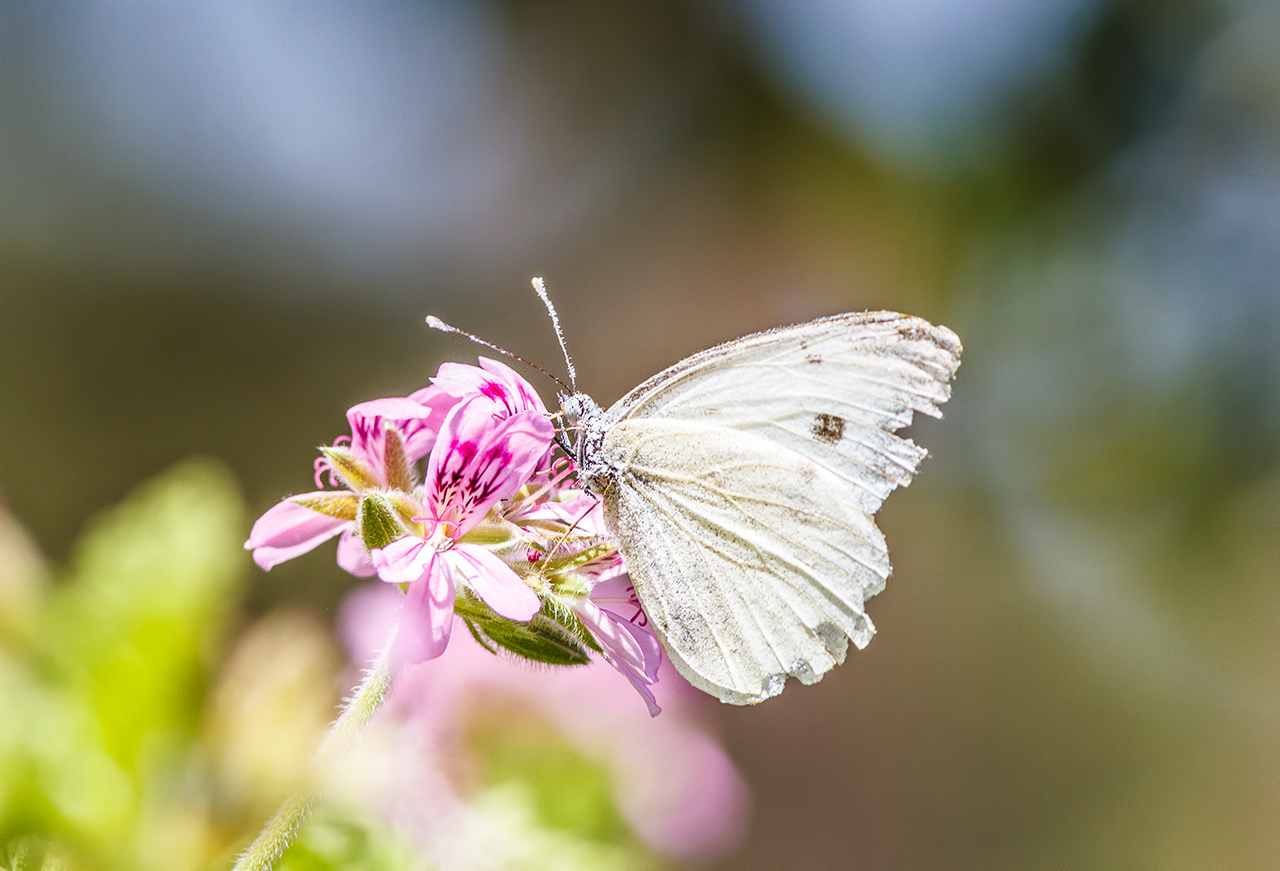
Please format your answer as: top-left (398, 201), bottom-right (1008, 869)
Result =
top-left (562, 311), bottom-right (961, 704)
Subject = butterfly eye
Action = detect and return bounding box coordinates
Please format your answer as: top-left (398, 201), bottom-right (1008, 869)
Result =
top-left (559, 394), bottom-right (583, 423)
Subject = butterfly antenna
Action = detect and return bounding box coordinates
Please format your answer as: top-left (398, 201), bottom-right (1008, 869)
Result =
top-left (426, 315), bottom-right (571, 392)
top-left (531, 277), bottom-right (577, 391)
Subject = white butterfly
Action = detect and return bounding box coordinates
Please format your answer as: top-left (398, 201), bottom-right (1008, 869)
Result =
top-left (559, 310), bottom-right (961, 705)
top-left (430, 286), bottom-right (961, 705)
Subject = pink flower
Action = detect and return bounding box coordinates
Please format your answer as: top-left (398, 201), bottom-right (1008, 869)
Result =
top-left (337, 583), bottom-right (750, 864)
top-left (417, 357), bottom-right (554, 466)
top-left (248, 353), bottom-right (666, 713)
top-left (510, 489), bottom-right (663, 715)
top-left (372, 396), bottom-right (554, 663)
top-left (573, 576), bottom-right (663, 716)
top-left (245, 397), bottom-right (435, 573)
top-left (423, 357), bottom-right (548, 418)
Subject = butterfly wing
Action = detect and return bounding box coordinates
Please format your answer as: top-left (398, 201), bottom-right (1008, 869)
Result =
top-left (596, 312), bottom-right (960, 703)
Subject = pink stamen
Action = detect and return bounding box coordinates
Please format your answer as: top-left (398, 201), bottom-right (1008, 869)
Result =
top-left (313, 456), bottom-right (343, 489)
top-left (521, 457), bottom-right (579, 506)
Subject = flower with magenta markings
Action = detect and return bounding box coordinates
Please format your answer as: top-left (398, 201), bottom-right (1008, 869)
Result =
top-left (512, 490), bottom-right (663, 714)
top-left (372, 396), bottom-right (551, 663)
top-left (245, 396), bottom-right (436, 575)
top-left (574, 575), bottom-right (663, 717)
top-left (245, 356), bottom-right (665, 714)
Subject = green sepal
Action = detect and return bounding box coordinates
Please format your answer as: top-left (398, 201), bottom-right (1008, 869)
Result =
top-left (455, 593), bottom-right (592, 666)
top-left (290, 491), bottom-right (359, 521)
top-left (356, 492), bottom-right (407, 552)
top-left (463, 618), bottom-right (501, 655)
top-left (536, 543), bottom-right (618, 598)
top-left (543, 594), bottom-right (605, 655)
top-left (386, 491), bottom-right (424, 531)
top-left (464, 517), bottom-right (528, 548)
top-left (319, 445), bottom-right (379, 492)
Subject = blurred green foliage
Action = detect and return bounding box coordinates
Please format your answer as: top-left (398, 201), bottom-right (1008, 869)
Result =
top-left (0, 463), bottom-right (684, 871)
top-left (467, 713), bottom-right (629, 846)
top-left (0, 462), bottom-right (244, 869)
top-left (276, 810), bottom-right (417, 871)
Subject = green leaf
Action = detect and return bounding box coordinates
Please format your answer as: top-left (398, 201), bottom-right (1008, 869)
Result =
top-left (49, 460), bottom-right (245, 769)
top-left (277, 804), bottom-right (418, 871)
top-left (2, 461), bottom-right (245, 861)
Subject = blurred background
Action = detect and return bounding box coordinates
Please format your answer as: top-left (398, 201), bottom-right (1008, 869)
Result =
top-left (1, 0), bottom-right (1278, 868)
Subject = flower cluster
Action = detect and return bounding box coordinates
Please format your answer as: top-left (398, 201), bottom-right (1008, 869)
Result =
top-left (245, 358), bottom-right (663, 714)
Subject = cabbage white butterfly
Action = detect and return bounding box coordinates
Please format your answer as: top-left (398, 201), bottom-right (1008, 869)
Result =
top-left (433, 284), bottom-right (961, 705)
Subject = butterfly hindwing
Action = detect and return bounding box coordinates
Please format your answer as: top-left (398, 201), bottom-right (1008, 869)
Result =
top-left (602, 419), bottom-right (887, 703)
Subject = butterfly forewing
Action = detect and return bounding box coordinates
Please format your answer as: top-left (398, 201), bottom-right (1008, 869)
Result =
top-left (605, 312), bottom-right (961, 515)
top-left (587, 311), bottom-right (961, 703)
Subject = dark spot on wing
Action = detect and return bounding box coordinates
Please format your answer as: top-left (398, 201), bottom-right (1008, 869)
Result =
top-left (811, 413), bottom-right (845, 444)
top-left (805, 354), bottom-right (821, 364)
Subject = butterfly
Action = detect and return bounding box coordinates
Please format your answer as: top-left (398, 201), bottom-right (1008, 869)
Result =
top-left (558, 311), bottom-right (961, 704)
top-left (430, 285), bottom-right (961, 705)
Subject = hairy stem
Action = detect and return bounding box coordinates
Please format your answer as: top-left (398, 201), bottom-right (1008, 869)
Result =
top-left (231, 638), bottom-right (397, 870)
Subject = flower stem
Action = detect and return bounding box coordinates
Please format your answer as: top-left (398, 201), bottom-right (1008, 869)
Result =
top-left (231, 638), bottom-right (397, 870)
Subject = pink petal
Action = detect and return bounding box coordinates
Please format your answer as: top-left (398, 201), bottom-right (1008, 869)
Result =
top-left (428, 361), bottom-right (491, 397)
top-left (394, 558), bottom-right (456, 663)
top-left (405, 385), bottom-right (463, 461)
top-left (425, 401), bottom-right (554, 535)
top-left (574, 598), bottom-right (664, 715)
top-left (244, 498), bottom-right (348, 570)
top-left (476, 357), bottom-right (549, 414)
top-left (576, 599), bottom-right (661, 683)
top-left (430, 358), bottom-right (549, 418)
top-left (629, 675), bottom-right (662, 717)
top-left (609, 613), bottom-right (663, 685)
top-left (372, 536), bottom-right (430, 585)
top-left (336, 527), bottom-right (376, 577)
top-left (453, 544), bottom-right (541, 622)
top-left (589, 574), bottom-right (647, 608)
top-left (348, 396), bottom-right (434, 424)
top-left (345, 396), bottom-right (436, 481)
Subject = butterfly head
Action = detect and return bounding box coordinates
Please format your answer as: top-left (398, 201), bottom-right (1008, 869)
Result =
top-left (558, 391), bottom-right (601, 427)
